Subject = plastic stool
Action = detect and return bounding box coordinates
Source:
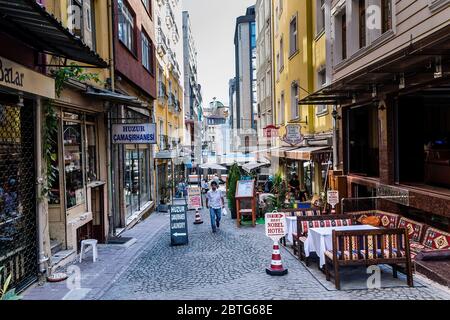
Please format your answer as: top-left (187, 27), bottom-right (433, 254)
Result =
top-left (79, 239), bottom-right (98, 263)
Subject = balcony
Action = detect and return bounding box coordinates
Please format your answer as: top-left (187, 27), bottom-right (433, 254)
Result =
top-left (157, 28), bottom-right (168, 57)
top-left (158, 81), bottom-right (167, 102)
top-left (168, 93), bottom-right (176, 113)
top-left (159, 134), bottom-right (169, 151)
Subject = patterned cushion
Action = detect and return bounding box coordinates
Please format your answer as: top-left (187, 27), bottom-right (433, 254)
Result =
top-left (360, 249), bottom-right (406, 259)
top-left (299, 218), bottom-right (353, 235)
top-left (325, 250), bottom-right (360, 260)
top-left (422, 227), bottom-right (450, 250)
top-left (374, 211), bottom-right (401, 229)
top-left (409, 241), bottom-right (426, 253)
top-left (398, 217), bottom-right (426, 242)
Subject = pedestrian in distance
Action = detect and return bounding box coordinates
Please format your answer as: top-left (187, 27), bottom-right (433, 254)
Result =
top-left (206, 181), bottom-right (225, 233)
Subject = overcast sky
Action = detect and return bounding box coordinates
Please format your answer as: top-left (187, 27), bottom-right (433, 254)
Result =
top-left (182, 0), bottom-right (256, 107)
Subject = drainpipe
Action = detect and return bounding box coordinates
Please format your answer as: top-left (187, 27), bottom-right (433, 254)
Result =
top-left (107, 0), bottom-right (115, 238)
top-left (36, 98), bottom-right (50, 274)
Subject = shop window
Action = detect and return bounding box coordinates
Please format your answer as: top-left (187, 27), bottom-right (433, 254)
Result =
top-left (63, 115), bottom-right (85, 209)
top-left (125, 148), bottom-right (140, 218)
top-left (49, 125), bottom-right (61, 205)
top-left (86, 124), bottom-right (98, 183)
top-left (397, 95), bottom-right (450, 188)
top-left (347, 104), bottom-right (379, 177)
top-left (289, 15), bottom-right (298, 57)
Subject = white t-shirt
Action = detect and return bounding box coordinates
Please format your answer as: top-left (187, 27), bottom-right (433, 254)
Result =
top-left (207, 189), bottom-right (224, 209)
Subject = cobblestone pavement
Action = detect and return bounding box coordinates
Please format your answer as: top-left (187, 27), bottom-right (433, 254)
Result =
top-left (98, 208), bottom-right (450, 300)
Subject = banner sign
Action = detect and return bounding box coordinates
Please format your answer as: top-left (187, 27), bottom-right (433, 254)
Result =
top-left (265, 211), bottom-right (286, 241)
top-left (188, 186), bottom-right (202, 210)
top-left (112, 123), bottom-right (156, 144)
top-left (169, 204), bottom-right (188, 246)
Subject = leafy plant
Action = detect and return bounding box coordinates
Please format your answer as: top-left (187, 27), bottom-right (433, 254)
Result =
top-left (266, 170), bottom-right (287, 211)
top-left (226, 162), bottom-right (241, 217)
top-left (0, 267), bottom-right (22, 300)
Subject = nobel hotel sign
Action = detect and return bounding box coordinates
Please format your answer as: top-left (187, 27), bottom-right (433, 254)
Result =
top-left (112, 123), bottom-right (157, 144)
top-left (0, 56), bottom-right (55, 99)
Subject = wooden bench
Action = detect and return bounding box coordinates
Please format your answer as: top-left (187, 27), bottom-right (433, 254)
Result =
top-left (324, 228), bottom-right (413, 290)
top-left (294, 215), bottom-right (356, 264)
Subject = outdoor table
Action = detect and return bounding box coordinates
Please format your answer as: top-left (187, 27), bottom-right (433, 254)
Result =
top-left (285, 216), bottom-right (297, 244)
top-left (304, 225), bottom-right (378, 267)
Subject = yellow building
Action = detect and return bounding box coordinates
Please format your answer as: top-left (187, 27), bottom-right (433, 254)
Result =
top-left (272, 0), bottom-right (333, 197)
top-left (154, 0), bottom-right (185, 206)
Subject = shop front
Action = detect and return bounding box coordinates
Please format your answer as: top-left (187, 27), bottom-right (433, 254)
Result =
top-left (0, 55), bottom-right (55, 290)
top-left (110, 105), bottom-right (156, 233)
top-left (48, 103), bottom-right (109, 263)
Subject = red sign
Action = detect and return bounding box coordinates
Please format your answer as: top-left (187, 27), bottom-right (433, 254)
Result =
top-left (263, 125), bottom-right (279, 138)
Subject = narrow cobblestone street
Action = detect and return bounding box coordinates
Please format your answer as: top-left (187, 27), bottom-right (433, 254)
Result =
top-left (23, 208), bottom-right (450, 300)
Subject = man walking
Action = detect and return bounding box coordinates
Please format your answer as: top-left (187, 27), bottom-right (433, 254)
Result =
top-left (206, 181), bottom-right (225, 233)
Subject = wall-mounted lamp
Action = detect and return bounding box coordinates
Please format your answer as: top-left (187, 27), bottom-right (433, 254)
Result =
top-left (399, 73), bottom-right (405, 89)
top-left (372, 85), bottom-right (377, 98)
top-left (17, 92), bottom-right (24, 108)
top-left (434, 56), bottom-right (442, 79)
top-left (331, 110), bottom-right (341, 120)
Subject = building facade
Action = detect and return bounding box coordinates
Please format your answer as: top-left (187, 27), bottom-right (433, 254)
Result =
top-left (154, 0), bottom-right (184, 207)
top-left (300, 1), bottom-right (450, 228)
top-left (233, 6), bottom-right (257, 131)
top-left (256, 0), bottom-right (274, 136)
top-left (111, 0), bottom-right (157, 231)
top-left (182, 11), bottom-right (202, 170)
top-left (0, 0), bottom-right (115, 290)
top-left (271, 0), bottom-right (334, 197)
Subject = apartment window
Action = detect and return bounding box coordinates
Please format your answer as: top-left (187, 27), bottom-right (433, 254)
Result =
top-left (290, 83), bottom-right (299, 120)
top-left (381, 0), bottom-right (392, 33)
top-left (279, 37), bottom-right (284, 70)
top-left (141, 0), bottom-right (151, 15)
top-left (141, 31), bottom-right (154, 73)
top-left (316, 68), bottom-right (328, 115)
top-left (359, 0), bottom-right (366, 48)
top-left (341, 13), bottom-right (347, 60)
top-left (118, 0), bottom-right (135, 52)
top-left (316, 0), bottom-right (325, 35)
top-left (289, 15), bottom-right (298, 56)
top-left (280, 92), bottom-right (285, 124)
top-left (68, 0), bottom-right (96, 49)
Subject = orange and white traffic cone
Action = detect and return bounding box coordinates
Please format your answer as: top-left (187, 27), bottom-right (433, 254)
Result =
top-left (266, 242), bottom-right (288, 276)
top-left (193, 208), bottom-right (204, 225)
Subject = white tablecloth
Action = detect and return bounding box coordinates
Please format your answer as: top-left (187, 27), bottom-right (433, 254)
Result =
top-left (285, 216), bottom-right (297, 243)
top-left (304, 225), bottom-right (378, 267)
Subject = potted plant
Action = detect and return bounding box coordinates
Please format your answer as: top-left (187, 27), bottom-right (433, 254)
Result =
top-left (0, 267), bottom-right (21, 300)
top-left (226, 162), bottom-right (241, 219)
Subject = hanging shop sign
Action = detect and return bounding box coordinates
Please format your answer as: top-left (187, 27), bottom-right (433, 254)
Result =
top-left (169, 204), bottom-right (189, 246)
top-left (112, 123), bottom-right (156, 144)
top-left (263, 125), bottom-right (280, 138)
top-left (327, 190), bottom-right (339, 209)
top-left (281, 124), bottom-right (303, 146)
top-left (0, 56), bottom-right (55, 99)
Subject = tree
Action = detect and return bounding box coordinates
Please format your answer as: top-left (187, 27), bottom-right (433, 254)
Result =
top-left (226, 162), bottom-right (241, 219)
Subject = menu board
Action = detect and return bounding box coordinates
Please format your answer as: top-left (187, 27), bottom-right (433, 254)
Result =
top-left (169, 205), bottom-right (188, 246)
top-left (235, 180), bottom-right (255, 198)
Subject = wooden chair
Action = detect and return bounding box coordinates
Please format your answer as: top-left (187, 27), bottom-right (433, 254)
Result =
top-left (324, 228), bottom-right (413, 290)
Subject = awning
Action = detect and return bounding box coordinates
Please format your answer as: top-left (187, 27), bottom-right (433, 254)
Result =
top-left (155, 150), bottom-right (177, 159)
top-left (242, 161), bottom-right (270, 173)
top-left (85, 87), bottom-right (148, 109)
top-left (199, 163), bottom-right (227, 171)
top-left (298, 24), bottom-right (450, 107)
top-left (0, 0), bottom-right (107, 67)
top-left (284, 146), bottom-right (331, 161)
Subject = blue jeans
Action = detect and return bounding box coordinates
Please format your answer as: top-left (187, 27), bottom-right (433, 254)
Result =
top-left (209, 207), bottom-right (222, 231)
